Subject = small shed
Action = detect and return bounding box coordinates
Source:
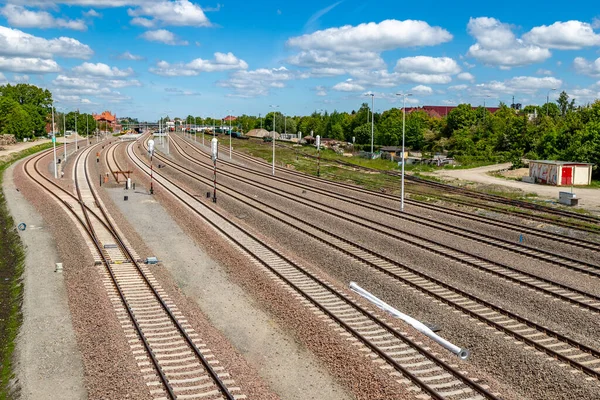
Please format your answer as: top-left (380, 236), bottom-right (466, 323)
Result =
top-left (528, 160), bottom-right (594, 186)
top-left (381, 146), bottom-right (408, 160)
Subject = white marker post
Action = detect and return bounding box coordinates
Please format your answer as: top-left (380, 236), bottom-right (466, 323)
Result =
top-left (211, 137), bottom-right (218, 203)
top-left (349, 282), bottom-right (470, 360)
top-left (316, 135), bottom-right (321, 177)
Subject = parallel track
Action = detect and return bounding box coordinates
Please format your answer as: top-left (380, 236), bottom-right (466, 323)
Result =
top-left (276, 143), bottom-right (600, 227)
top-left (234, 140), bottom-right (600, 234)
top-left (131, 137), bottom-right (501, 400)
top-left (158, 134), bottom-right (600, 380)
top-left (24, 145), bottom-right (241, 400)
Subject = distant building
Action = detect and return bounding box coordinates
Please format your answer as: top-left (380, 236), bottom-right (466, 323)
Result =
top-left (93, 111), bottom-right (121, 131)
top-left (528, 160), bottom-right (594, 186)
top-left (223, 115), bottom-right (237, 122)
top-left (405, 105), bottom-right (501, 119)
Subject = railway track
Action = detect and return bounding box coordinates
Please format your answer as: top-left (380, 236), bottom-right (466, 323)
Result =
top-left (175, 136), bottom-right (600, 280)
top-left (274, 143), bottom-right (600, 228)
top-left (24, 145), bottom-right (242, 400)
top-left (157, 134), bottom-right (600, 380)
top-left (172, 136), bottom-right (600, 291)
top-left (202, 138), bottom-right (600, 250)
top-left (130, 137), bottom-right (502, 400)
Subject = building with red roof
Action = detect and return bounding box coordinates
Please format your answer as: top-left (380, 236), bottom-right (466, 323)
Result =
top-left (405, 106), bottom-right (501, 119)
top-left (223, 115), bottom-right (237, 122)
top-left (93, 111), bottom-right (121, 131)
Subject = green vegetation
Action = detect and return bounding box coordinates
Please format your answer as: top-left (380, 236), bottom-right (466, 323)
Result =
top-left (182, 91), bottom-right (599, 177)
top-left (0, 143), bottom-right (52, 399)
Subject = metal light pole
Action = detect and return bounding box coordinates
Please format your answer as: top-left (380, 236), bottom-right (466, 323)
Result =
top-left (270, 105), bottom-right (279, 175)
top-left (547, 88), bottom-right (557, 116)
top-left (75, 110), bottom-right (78, 150)
top-left (86, 114), bottom-right (89, 146)
top-left (365, 93), bottom-right (374, 157)
top-left (227, 110), bottom-right (233, 159)
top-left (51, 105), bottom-right (57, 178)
top-left (63, 110), bottom-right (67, 164)
top-left (259, 113), bottom-right (262, 130)
top-left (284, 113), bottom-right (287, 135)
top-left (396, 92), bottom-right (412, 212)
top-left (483, 95), bottom-right (491, 124)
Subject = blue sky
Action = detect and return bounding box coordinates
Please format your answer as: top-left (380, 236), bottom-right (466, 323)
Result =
top-left (0, 0), bottom-right (599, 121)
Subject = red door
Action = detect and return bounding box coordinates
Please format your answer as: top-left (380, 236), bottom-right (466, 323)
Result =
top-left (561, 166), bottom-right (573, 186)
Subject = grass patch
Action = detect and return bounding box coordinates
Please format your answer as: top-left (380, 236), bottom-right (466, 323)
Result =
top-left (0, 142), bottom-right (53, 399)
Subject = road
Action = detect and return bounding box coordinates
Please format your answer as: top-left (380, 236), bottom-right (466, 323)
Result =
top-left (434, 163), bottom-right (600, 210)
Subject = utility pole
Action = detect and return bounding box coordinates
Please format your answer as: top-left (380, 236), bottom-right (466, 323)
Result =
top-left (270, 105), bottom-right (279, 175)
top-left (63, 111), bottom-right (67, 164)
top-left (52, 105), bottom-right (57, 178)
top-left (75, 109), bottom-right (78, 150)
top-left (396, 92), bottom-right (413, 212)
top-left (365, 93), bottom-right (375, 157)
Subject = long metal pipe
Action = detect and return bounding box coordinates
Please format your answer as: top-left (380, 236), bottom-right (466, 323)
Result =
top-left (350, 282), bottom-right (470, 359)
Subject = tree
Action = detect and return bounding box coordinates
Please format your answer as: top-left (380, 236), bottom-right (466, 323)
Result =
top-left (0, 83), bottom-right (52, 136)
top-left (557, 91), bottom-right (575, 116)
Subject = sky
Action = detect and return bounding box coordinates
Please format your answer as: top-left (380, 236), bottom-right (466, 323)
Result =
top-left (0, 0), bottom-right (600, 121)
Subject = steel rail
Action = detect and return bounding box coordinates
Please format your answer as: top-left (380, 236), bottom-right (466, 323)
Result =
top-left (131, 137), bottom-right (501, 400)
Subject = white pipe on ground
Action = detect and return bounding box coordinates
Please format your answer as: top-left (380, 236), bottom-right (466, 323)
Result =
top-left (349, 282), bottom-right (470, 360)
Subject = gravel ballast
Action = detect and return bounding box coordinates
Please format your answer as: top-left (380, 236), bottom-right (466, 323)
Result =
top-left (157, 136), bottom-right (600, 400)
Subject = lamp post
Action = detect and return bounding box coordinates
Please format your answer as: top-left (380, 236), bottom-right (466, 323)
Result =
top-left (270, 105), bottom-right (279, 175)
top-left (483, 95), bottom-right (491, 124)
top-left (86, 113), bottom-right (89, 146)
top-left (51, 104), bottom-right (57, 178)
top-left (546, 88), bottom-right (557, 116)
top-left (75, 109), bottom-right (78, 150)
top-left (396, 92), bottom-right (412, 212)
top-left (63, 109), bottom-right (67, 164)
top-left (227, 110), bottom-right (233, 159)
top-left (365, 93), bottom-right (374, 157)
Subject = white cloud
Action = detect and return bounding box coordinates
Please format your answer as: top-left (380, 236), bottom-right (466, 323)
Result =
top-left (287, 50), bottom-right (385, 75)
top-left (128, 0), bottom-right (211, 27)
top-left (593, 17), bottom-right (600, 30)
top-left (116, 51), bottom-right (145, 61)
top-left (466, 17), bottom-right (551, 68)
top-left (475, 76), bottom-right (562, 95)
top-left (448, 84), bottom-right (468, 91)
top-left (568, 87), bottom-right (600, 103)
top-left (131, 17), bottom-right (154, 28)
top-left (457, 72), bottom-right (475, 82)
top-left (536, 69), bottom-right (552, 75)
top-left (332, 79), bottom-right (365, 92)
top-left (0, 57), bottom-right (60, 73)
top-left (573, 57), bottom-right (600, 77)
top-left (411, 85), bottom-right (433, 95)
top-left (395, 56), bottom-right (461, 75)
top-left (0, 26), bottom-right (93, 59)
top-left (165, 87), bottom-right (201, 96)
top-left (287, 19), bottom-right (452, 52)
top-left (13, 74), bottom-right (29, 82)
top-left (217, 66), bottom-right (306, 97)
top-left (83, 9), bottom-right (101, 18)
top-left (397, 72), bottom-right (452, 84)
top-left (315, 85), bottom-right (327, 96)
top-left (0, 72), bottom-right (6, 83)
top-left (523, 21), bottom-right (600, 50)
top-left (73, 62), bottom-right (134, 77)
top-left (1, 5), bottom-right (86, 31)
top-left (140, 29), bottom-right (188, 45)
top-left (150, 52), bottom-right (247, 76)
top-left (394, 56), bottom-right (461, 84)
